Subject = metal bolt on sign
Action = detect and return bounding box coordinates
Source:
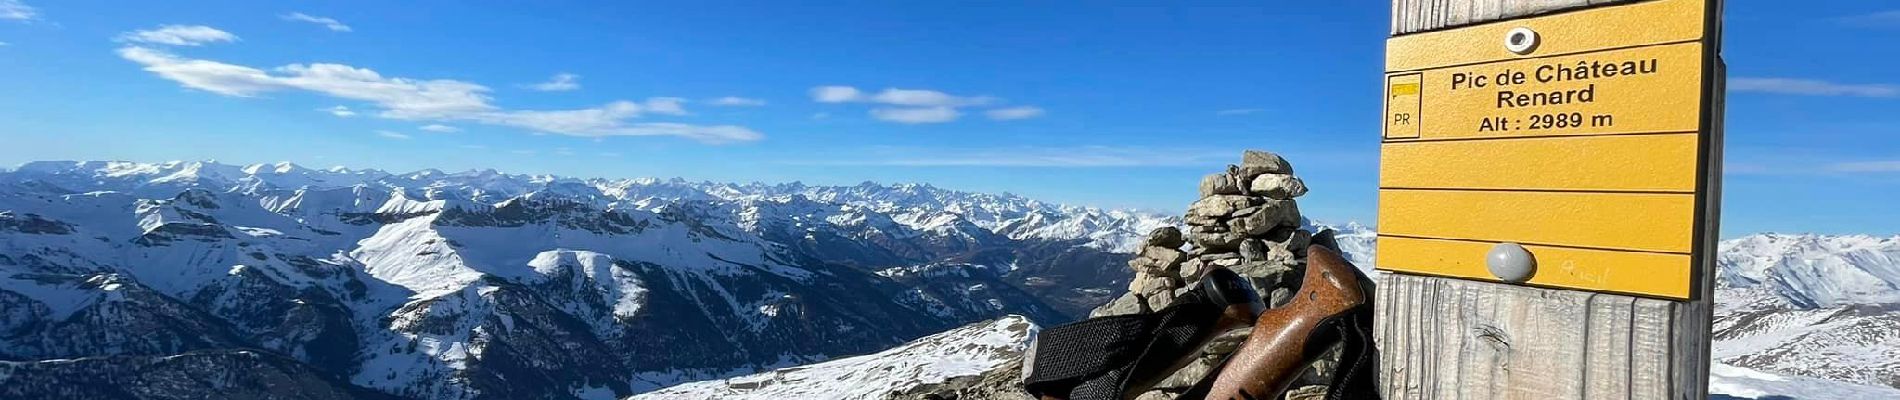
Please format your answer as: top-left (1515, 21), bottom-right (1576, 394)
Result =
top-left (1505, 27), bottom-right (1539, 54)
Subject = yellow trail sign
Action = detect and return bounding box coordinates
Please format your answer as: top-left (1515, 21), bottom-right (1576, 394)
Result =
top-left (1376, 0), bottom-right (1722, 300)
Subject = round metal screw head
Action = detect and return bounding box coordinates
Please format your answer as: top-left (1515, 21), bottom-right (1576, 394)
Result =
top-left (1504, 27), bottom-right (1539, 55)
top-left (1487, 242), bottom-right (1536, 282)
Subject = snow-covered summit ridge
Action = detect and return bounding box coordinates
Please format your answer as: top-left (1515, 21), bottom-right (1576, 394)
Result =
top-left (1718, 233), bottom-right (1900, 309)
top-left (7, 160), bottom-right (1178, 251)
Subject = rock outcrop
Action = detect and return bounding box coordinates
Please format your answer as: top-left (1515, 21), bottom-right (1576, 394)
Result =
top-left (1096, 149), bottom-right (1332, 399)
top-left (904, 150), bottom-right (1350, 400)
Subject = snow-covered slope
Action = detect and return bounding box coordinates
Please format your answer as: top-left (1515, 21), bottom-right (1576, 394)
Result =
top-left (1709, 362), bottom-right (1900, 399)
top-left (0, 160), bottom-right (1133, 399)
top-left (631, 316), bottom-right (1036, 400)
top-left (628, 314), bottom-right (1897, 400)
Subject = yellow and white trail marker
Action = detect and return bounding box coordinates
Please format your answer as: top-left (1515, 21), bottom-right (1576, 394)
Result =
top-left (1376, 0), bottom-right (1724, 300)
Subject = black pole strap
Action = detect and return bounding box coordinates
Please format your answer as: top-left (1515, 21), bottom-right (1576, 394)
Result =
top-left (1023, 268), bottom-right (1258, 400)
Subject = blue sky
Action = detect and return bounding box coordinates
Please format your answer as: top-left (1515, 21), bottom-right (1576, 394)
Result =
top-left (0, 1), bottom-right (1895, 238)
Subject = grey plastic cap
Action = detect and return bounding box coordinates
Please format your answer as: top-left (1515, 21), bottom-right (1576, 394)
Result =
top-left (1487, 242), bottom-right (1536, 283)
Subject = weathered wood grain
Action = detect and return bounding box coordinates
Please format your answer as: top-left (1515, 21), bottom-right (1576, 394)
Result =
top-left (1392, 0), bottom-right (1645, 34)
top-left (1373, 272), bottom-right (1706, 399)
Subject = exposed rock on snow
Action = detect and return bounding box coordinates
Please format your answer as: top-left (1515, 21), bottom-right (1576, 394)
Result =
top-left (631, 316), bottom-right (1037, 400)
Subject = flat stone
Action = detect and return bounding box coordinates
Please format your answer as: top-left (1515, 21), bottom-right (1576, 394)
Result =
top-left (1230, 199), bottom-right (1300, 236)
top-left (1184, 213), bottom-right (1221, 227)
top-left (1241, 238), bottom-right (1298, 264)
top-left (1152, 354), bottom-right (1223, 390)
top-left (1198, 252), bottom-right (1240, 262)
top-left (1198, 173), bottom-right (1240, 197)
top-left (1140, 245), bottom-right (1188, 271)
top-left (1145, 288), bottom-right (1177, 310)
top-left (1190, 224), bottom-right (1229, 234)
top-left (1238, 239), bottom-right (1267, 261)
top-left (1285, 385), bottom-right (1329, 400)
top-left (1146, 226), bottom-right (1187, 249)
top-left (1131, 274), bottom-right (1180, 294)
top-left (1190, 231), bottom-right (1243, 251)
top-left (1187, 195), bottom-right (1254, 219)
top-left (1090, 292), bottom-right (1149, 317)
top-left (1178, 259), bottom-right (1207, 282)
top-left (1227, 210), bottom-right (1270, 237)
top-left (1278, 199), bottom-right (1303, 227)
top-left (1232, 261), bottom-right (1294, 279)
top-left (1134, 391), bottom-right (1174, 400)
top-left (1269, 243), bottom-right (1299, 264)
top-left (1127, 257), bottom-right (1165, 275)
top-left (1287, 229), bottom-right (1313, 252)
top-left (1241, 150), bottom-right (1294, 174)
top-left (1249, 174), bottom-right (1308, 199)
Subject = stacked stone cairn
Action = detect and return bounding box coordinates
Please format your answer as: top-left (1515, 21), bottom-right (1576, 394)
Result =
top-left (1089, 150), bottom-right (1329, 400)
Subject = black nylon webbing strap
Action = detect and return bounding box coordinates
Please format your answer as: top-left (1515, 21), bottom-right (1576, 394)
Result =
top-left (1323, 303), bottom-right (1380, 400)
top-left (1023, 299), bottom-right (1225, 399)
top-left (1024, 269), bottom-right (1255, 400)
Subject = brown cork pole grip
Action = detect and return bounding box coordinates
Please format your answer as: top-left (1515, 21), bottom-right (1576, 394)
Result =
top-left (1202, 245), bottom-right (1368, 400)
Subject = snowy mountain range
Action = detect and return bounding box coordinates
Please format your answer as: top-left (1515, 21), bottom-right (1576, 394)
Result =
top-left (1711, 233), bottom-right (1900, 389)
top-left (2, 160), bottom-right (1894, 399)
top-left (0, 160), bottom-right (1173, 399)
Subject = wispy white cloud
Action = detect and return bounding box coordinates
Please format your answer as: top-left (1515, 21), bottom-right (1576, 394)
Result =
top-left (510, 149), bottom-right (537, 156)
top-left (0, 41), bottom-right (10, 46)
top-left (375, 130), bottom-right (411, 140)
top-left (811, 86), bottom-right (862, 103)
top-left (419, 124), bottom-right (459, 133)
top-left (1216, 108), bottom-right (1264, 116)
top-left (985, 106), bottom-right (1045, 121)
top-left (115, 33), bottom-right (760, 143)
top-left (281, 12), bottom-right (351, 32)
top-left (599, 152), bottom-right (623, 157)
top-left (1841, 10), bottom-right (1900, 28)
top-left (1829, 160), bottom-right (1900, 173)
top-left (526, 73), bottom-right (580, 92)
top-left (1, 0), bottom-right (35, 21)
top-left (791, 145), bottom-right (1231, 167)
top-left (459, 144), bottom-right (487, 150)
top-left (321, 105), bottom-right (355, 117)
top-left (708, 96), bottom-right (767, 106)
top-left (811, 86), bottom-right (995, 107)
top-left (810, 112), bottom-right (830, 120)
top-left (1729, 77), bottom-right (1898, 98)
top-left (117, 25), bottom-right (238, 46)
top-left (812, 85), bottom-right (1038, 124)
top-left (870, 107), bottom-right (959, 124)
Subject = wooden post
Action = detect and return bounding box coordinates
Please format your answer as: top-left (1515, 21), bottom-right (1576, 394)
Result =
top-left (1375, 0), bottom-right (1723, 399)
